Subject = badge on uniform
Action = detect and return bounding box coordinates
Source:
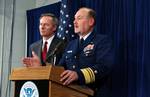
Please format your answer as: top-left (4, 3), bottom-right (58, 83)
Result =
top-left (83, 44), bottom-right (94, 56)
top-left (67, 50), bottom-right (73, 53)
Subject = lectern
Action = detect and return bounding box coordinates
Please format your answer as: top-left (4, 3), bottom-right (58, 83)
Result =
top-left (9, 65), bottom-right (94, 97)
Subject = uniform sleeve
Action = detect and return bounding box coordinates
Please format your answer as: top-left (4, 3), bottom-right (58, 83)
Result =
top-left (58, 52), bottom-right (66, 67)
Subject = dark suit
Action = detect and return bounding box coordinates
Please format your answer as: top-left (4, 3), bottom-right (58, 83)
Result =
top-left (29, 35), bottom-right (66, 65)
top-left (59, 32), bottom-right (114, 97)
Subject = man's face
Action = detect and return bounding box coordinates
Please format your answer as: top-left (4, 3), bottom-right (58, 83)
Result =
top-left (74, 9), bottom-right (93, 36)
top-left (39, 16), bottom-right (56, 39)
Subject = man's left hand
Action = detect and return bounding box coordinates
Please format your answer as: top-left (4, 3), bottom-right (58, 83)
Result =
top-left (60, 70), bottom-right (78, 85)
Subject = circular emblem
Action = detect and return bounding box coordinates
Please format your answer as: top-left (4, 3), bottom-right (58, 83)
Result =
top-left (20, 81), bottom-right (39, 97)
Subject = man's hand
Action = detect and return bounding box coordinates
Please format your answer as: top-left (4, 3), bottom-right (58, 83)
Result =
top-left (21, 51), bottom-right (41, 67)
top-left (60, 70), bottom-right (78, 85)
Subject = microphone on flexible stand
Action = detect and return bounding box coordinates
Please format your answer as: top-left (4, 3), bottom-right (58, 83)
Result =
top-left (46, 41), bottom-right (64, 65)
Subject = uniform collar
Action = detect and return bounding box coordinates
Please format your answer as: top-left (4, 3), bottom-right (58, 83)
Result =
top-left (80, 32), bottom-right (92, 41)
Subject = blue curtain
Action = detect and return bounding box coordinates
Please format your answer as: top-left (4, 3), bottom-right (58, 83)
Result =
top-left (26, 0), bottom-right (150, 97)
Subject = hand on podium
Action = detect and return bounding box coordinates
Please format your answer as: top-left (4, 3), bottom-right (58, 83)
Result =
top-left (21, 51), bottom-right (41, 67)
top-left (60, 70), bottom-right (79, 85)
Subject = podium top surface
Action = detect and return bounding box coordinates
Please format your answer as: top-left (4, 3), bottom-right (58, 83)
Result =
top-left (9, 65), bottom-right (54, 80)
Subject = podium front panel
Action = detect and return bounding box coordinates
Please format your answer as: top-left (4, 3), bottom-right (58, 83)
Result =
top-left (15, 80), bottom-right (49, 97)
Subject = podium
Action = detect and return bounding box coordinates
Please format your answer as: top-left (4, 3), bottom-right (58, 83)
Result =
top-left (9, 65), bottom-right (94, 97)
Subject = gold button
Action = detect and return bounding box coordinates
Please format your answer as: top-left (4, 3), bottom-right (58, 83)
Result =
top-left (74, 56), bottom-right (77, 59)
top-left (94, 70), bottom-right (98, 74)
top-left (65, 56), bottom-right (68, 59)
top-left (72, 65), bottom-right (76, 69)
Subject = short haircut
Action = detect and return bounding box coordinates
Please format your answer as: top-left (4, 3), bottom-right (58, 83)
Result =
top-left (79, 7), bottom-right (96, 25)
top-left (40, 13), bottom-right (58, 27)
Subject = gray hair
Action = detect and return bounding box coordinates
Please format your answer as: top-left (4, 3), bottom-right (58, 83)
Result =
top-left (40, 13), bottom-right (59, 27)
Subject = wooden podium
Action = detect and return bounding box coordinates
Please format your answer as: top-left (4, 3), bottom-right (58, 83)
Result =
top-left (9, 65), bottom-right (94, 97)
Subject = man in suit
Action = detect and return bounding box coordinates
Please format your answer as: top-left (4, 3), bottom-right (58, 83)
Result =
top-left (59, 7), bottom-right (114, 97)
top-left (22, 13), bottom-right (66, 67)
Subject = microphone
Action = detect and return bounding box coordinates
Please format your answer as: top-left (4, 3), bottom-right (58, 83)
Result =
top-left (46, 40), bottom-right (64, 64)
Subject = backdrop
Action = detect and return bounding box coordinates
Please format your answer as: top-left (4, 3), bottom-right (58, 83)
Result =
top-left (27, 0), bottom-right (150, 97)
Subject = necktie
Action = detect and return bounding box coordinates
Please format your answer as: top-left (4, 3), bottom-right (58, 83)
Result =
top-left (42, 41), bottom-right (48, 62)
top-left (80, 38), bottom-right (84, 45)
top-left (79, 38), bottom-right (84, 49)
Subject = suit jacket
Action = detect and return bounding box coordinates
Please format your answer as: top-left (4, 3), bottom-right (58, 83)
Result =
top-left (59, 32), bottom-right (114, 97)
top-left (29, 35), bottom-right (66, 65)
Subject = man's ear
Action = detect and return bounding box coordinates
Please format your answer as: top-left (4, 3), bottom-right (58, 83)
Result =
top-left (52, 25), bottom-right (57, 32)
top-left (89, 18), bottom-right (95, 26)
